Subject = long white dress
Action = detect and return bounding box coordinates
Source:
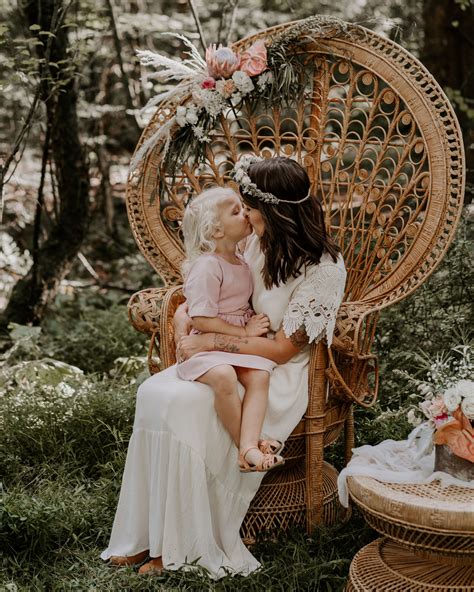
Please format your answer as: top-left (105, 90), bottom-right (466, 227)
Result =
top-left (101, 233), bottom-right (346, 578)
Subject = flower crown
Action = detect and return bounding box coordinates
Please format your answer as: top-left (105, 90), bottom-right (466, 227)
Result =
top-left (230, 155), bottom-right (311, 205)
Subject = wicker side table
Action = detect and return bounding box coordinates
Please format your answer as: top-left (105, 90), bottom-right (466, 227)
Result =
top-left (346, 477), bottom-right (474, 591)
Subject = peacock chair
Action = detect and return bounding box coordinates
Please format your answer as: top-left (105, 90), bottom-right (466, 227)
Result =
top-left (126, 17), bottom-right (465, 542)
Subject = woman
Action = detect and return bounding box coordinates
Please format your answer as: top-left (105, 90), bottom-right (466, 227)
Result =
top-left (101, 155), bottom-right (347, 578)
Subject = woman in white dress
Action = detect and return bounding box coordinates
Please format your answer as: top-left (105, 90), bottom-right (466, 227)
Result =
top-left (101, 155), bottom-right (347, 578)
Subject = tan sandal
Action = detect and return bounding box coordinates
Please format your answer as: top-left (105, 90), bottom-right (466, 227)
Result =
top-left (109, 549), bottom-right (149, 566)
top-left (239, 446), bottom-right (285, 473)
top-left (138, 557), bottom-right (164, 575)
top-left (258, 439), bottom-right (284, 455)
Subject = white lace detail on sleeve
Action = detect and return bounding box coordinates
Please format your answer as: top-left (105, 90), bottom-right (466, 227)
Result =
top-left (282, 257), bottom-right (346, 346)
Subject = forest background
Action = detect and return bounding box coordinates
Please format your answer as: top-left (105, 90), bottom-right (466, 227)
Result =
top-left (1, 0), bottom-right (473, 590)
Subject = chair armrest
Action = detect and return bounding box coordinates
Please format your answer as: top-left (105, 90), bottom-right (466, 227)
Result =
top-left (159, 286), bottom-right (186, 369)
top-left (127, 287), bottom-right (171, 335)
top-left (327, 301), bottom-right (383, 408)
top-left (127, 286), bottom-right (185, 373)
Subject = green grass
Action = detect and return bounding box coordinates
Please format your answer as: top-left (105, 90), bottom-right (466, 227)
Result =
top-left (1, 213), bottom-right (471, 590)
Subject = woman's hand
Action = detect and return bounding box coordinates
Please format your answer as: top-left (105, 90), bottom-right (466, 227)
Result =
top-left (177, 333), bottom-right (213, 361)
top-left (244, 313), bottom-right (270, 337)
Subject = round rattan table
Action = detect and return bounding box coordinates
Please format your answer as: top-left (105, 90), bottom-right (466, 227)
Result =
top-left (347, 538), bottom-right (474, 591)
top-left (346, 476), bottom-right (474, 591)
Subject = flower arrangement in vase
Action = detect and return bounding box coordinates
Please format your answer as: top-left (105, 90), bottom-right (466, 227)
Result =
top-left (405, 345), bottom-right (474, 481)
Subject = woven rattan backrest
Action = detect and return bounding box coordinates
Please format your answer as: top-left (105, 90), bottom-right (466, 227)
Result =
top-left (127, 20), bottom-right (464, 307)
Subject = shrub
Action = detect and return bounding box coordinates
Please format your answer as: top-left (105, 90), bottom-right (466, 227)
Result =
top-left (41, 297), bottom-right (147, 374)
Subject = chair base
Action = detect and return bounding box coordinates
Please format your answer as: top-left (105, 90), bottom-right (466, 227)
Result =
top-left (241, 461), bottom-right (348, 544)
top-left (346, 538), bottom-right (474, 591)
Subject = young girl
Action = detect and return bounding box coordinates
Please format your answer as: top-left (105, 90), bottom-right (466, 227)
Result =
top-left (176, 186), bottom-right (284, 472)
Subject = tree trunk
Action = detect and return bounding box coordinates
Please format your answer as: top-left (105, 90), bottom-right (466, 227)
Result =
top-left (1, 0), bottom-right (90, 328)
top-left (421, 0), bottom-right (474, 201)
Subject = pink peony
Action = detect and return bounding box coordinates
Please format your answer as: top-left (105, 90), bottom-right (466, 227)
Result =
top-left (239, 40), bottom-right (268, 77)
top-left (205, 44), bottom-right (240, 79)
top-left (420, 395), bottom-right (448, 420)
top-left (430, 395), bottom-right (448, 418)
top-left (201, 76), bottom-right (216, 89)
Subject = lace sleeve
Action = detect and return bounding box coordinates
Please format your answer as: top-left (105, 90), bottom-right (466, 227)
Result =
top-left (282, 258), bottom-right (346, 347)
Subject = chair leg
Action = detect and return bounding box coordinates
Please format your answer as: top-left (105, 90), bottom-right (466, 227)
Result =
top-left (344, 405), bottom-right (355, 466)
top-left (305, 342), bottom-right (328, 532)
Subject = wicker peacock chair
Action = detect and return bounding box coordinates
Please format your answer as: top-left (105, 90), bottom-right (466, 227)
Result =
top-left (126, 17), bottom-right (465, 541)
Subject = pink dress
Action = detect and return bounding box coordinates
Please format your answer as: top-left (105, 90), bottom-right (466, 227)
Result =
top-left (176, 253), bottom-right (275, 380)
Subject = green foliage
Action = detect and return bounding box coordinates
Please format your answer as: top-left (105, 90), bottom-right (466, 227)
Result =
top-left (0, 372), bottom-right (134, 484)
top-left (354, 211), bottom-right (473, 446)
top-left (1, 212), bottom-right (471, 590)
top-left (40, 296), bottom-right (147, 374)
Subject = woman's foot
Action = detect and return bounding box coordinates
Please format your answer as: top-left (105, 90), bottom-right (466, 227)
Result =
top-left (239, 446), bottom-right (284, 473)
top-left (109, 549), bottom-right (149, 566)
top-left (138, 557), bottom-right (164, 575)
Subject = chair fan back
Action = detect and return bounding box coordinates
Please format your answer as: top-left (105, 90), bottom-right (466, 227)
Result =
top-left (127, 21), bottom-right (464, 307)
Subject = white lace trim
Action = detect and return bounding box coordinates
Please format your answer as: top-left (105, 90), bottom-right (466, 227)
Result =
top-left (282, 256), bottom-right (346, 347)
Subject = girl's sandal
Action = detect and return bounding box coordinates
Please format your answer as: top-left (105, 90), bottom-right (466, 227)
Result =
top-left (258, 439), bottom-right (284, 455)
top-left (239, 446), bottom-right (285, 473)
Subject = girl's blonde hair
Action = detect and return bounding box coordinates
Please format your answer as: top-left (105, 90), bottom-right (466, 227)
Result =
top-left (181, 186), bottom-right (239, 277)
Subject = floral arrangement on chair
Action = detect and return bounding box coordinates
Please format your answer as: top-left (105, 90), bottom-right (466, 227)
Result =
top-left (405, 345), bottom-right (474, 474)
top-left (130, 16), bottom-right (352, 174)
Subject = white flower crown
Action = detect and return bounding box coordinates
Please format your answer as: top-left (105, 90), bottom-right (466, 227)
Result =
top-left (230, 155), bottom-right (311, 205)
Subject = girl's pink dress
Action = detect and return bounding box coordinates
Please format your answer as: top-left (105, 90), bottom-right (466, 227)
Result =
top-left (176, 253), bottom-right (275, 380)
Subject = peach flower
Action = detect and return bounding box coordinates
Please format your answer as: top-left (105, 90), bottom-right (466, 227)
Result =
top-left (434, 408), bottom-right (474, 463)
top-left (215, 79), bottom-right (236, 98)
top-left (239, 40), bottom-right (268, 77)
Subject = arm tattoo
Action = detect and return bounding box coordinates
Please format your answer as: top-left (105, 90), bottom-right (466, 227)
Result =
top-left (214, 334), bottom-right (249, 353)
top-left (289, 325), bottom-right (309, 350)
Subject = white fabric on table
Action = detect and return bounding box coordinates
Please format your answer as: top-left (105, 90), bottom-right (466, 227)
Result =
top-left (337, 422), bottom-right (474, 508)
top-left (101, 234), bottom-right (346, 578)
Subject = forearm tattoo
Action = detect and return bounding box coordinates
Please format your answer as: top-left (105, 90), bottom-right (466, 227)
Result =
top-left (289, 325), bottom-right (309, 350)
top-left (214, 334), bottom-right (249, 353)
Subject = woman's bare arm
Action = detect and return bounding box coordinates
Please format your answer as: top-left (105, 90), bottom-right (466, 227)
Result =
top-left (192, 314), bottom-right (269, 338)
top-left (178, 325), bottom-right (309, 365)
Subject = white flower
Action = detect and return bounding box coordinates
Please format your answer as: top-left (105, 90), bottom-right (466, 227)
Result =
top-left (185, 106), bottom-right (199, 125)
top-left (443, 385), bottom-right (462, 412)
top-left (461, 397), bottom-right (474, 419)
top-left (257, 71), bottom-right (273, 90)
top-left (191, 89), bottom-right (205, 107)
top-left (234, 168), bottom-right (245, 182)
top-left (232, 70), bottom-right (254, 94)
top-left (417, 383), bottom-right (433, 396)
top-left (199, 89), bottom-right (226, 117)
top-left (407, 408), bottom-right (422, 427)
top-left (455, 379), bottom-right (474, 399)
top-left (176, 106), bottom-right (187, 126)
top-left (192, 125), bottom-right (211, 142)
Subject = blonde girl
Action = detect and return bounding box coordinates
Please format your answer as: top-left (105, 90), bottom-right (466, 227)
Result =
top-left (177, 187), bottom-right (284, 472)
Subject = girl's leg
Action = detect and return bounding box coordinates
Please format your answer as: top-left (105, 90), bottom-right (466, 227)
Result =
top-left (196, 365), bottom-right (241, 446)
top-left (237, 368), bottom-right (273, 467)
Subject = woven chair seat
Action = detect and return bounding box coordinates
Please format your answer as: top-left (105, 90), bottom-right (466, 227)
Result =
top-left (348, 476), bottom-right (474, 560)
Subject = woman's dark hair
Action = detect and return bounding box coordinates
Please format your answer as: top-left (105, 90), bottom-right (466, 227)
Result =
top-left (240, 156), bottom-right (340, 288)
